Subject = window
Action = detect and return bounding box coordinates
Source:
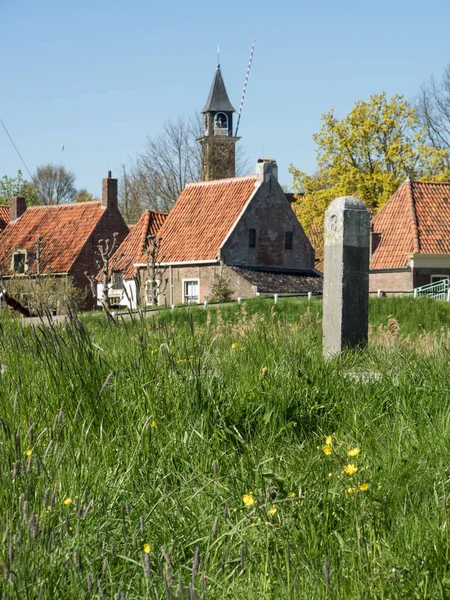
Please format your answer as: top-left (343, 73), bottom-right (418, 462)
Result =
top-left (285, 231), bottom-right (293, 250)
top-left (145, 279), bottom-right (160, 305)
top-left (184, 280), bottom-right (199, 303)
top-left (249, 229), bottom-right (256, 248)
top-left (111, 272), bottom-right (124, 290)
top-left (13, 251), bottom-right (26, 274)
top-left (431, 274), bottom-right (449, 283)
top-left (109, 296), bottom-right (122, 306)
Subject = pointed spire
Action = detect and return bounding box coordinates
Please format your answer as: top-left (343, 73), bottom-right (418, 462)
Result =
top-left (202, 65), bottom-right (235, 113)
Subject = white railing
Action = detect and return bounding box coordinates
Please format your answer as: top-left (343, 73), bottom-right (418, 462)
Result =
top-left (413, 279), bottom-right (450, 301)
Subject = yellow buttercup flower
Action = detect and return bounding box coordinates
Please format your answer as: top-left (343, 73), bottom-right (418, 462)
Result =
top-left (25, 449), bottom-right (33, 457)
top-left (343, 464), bottom-right (358, 476)
top-left (231, 343), bottom-right (238, 349)
top-left (261, 367), bottom-right (268, 375)
top-left (242, 493), bottom-right (255, 507)
top-left (268, 506), bottom-right (277, 516)
top-left (63, 498), bottom-right (72, 505)
top-left (325, 436), bottom-right (332, 445)
top-left (143, 543), bottom-right (151, 554)
top-left (359, 483), bottom-right (369, 492)
top-left (328, 472), bottom-right (333, 478)
top-left (347, 487), bottom-right (357, 494)
top-left (322, 445), bottom-right (332, 456)
top-left (348, 448), bottom-right (360, 457)
top-left (151, 421), bottom-right (157, 428)
top-left (289, 492), bottom-right (296, 498)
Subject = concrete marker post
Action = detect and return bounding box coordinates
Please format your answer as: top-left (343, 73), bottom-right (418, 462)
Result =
top-left (323, 196), bottom-right (370, 358)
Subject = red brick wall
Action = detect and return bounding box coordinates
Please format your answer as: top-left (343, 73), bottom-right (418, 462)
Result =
top-left (221, 180), bottom-right (314, 269)
top-left (71, 207), bottom-right (130, 308)
top-left (142, 263), bottom-right (256, 306)
top-left (369, 269), bottom-right (412, 294)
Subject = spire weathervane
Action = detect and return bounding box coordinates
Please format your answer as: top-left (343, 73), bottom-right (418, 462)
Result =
top-left (217, 44), bottom-right (220, 67)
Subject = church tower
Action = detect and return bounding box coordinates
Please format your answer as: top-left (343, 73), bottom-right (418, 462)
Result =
top-left (198, 64), bottom-right (239, 181)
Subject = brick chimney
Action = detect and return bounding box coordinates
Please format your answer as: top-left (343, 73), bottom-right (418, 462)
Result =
top-left (102, 171), bottom-right (118, 210)
top-left (256, 158), bottom-right (278, 183)
top-left (10, 196), bottom-right (27, 222)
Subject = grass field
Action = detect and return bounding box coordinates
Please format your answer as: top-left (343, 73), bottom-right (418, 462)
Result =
top-left (1, 297), bottom-right (450, 599)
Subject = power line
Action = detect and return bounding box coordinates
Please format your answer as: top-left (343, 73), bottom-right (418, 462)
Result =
top-left (0, 116), bottom-right (35, 183)
top-left (0, 116), bottom-right (58, 206)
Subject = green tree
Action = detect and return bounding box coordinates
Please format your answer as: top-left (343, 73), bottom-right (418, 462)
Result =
top-left (0, 170), bottom-right (25, 204)
top-left (75, 188), bottom-right (98, 203)
top-left (290, 93), bottom-right (450, 259)
top-left (0, 170), bottom-right (39, 206)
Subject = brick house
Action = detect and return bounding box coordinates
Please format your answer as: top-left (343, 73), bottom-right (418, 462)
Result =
top-left (100, 63), bottom-right (321, 308)
top-left (370, 179), bottom-right (450, 293)
top-left (0, 172), bottom-right (129, 309)
top-left (97, 209), bottom-right (167, 308)
top-left (129, 158), bottom-right (321, 305)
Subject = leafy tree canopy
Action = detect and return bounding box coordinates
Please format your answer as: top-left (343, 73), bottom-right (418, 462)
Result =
top-left (290, 93), bottom-right (450, 259)
top-left (0, 170), bottom-right (39, 206)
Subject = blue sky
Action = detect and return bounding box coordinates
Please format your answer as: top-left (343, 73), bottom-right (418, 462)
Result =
top-left (1, 0), bottom-right (449, 196)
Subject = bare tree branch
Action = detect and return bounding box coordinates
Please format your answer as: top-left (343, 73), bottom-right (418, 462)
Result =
top-left (119, 114), bottom-right (250, 221)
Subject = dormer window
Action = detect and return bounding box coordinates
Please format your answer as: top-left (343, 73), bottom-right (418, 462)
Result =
top-left (13, 251), bottom-right (27, 274)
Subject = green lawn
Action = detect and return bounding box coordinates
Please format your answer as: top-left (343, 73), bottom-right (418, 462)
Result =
top-left (0, 298), bottom-right (450, 598)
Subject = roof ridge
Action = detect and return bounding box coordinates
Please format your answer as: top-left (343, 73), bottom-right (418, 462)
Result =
top-left (27, 201), bottom-right (103, 210)
top-left (410, 180), bottom-right (450, 185)
top-left (408, 179), bottom-right (420, 253)
top-left (186, 175), bottom-right (256, 188)
top-left (144, 209), bottom-right (169, 216)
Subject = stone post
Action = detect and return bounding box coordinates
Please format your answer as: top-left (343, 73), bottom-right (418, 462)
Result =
top-left (323, 196), bottom-right (370, 357)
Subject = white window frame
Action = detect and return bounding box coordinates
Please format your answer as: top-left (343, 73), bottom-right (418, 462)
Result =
top-left (110, 271), bottom-right (124, 291)
top-left (182, 278), bottom-right (199, 304)
top-left (431, 274), bottom-right (450, 283)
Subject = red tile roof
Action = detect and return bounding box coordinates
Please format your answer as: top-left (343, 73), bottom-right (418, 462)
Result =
top-left (371, 180), bottom-right (450, 269)
top-left (0, 202), bottom-right (106, 274)
top-left (155, 176), bottom-right (258, 263)
top-left (0, 205), bottom-right (10, 231)
top-left (109, 210), bottom-right (167, 279)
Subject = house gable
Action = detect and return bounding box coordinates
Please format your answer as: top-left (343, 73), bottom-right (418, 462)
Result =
top-left (155, 175), bottom-right (258, 263)
top-left (220, 172), bottom-right (314, 269)
top-left (70, 202), bottom-right (130, 288)
top-left (371, 180), bottom-right (450, 270)
top-left (108, 210), bottom-right (168, 280)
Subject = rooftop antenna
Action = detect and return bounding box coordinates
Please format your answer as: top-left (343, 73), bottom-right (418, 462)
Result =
top-left (235, 38), bottom-right (256, 137)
